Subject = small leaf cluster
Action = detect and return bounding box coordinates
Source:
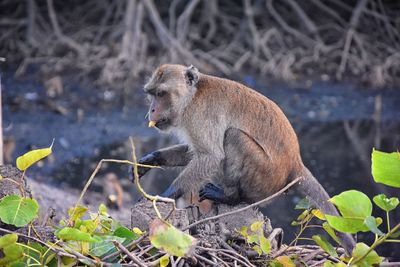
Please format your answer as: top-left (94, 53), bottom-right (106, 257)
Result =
top-left (236, 220), bottom-right (271, 256)
top-left (292, 149), bottom-right (400, 267)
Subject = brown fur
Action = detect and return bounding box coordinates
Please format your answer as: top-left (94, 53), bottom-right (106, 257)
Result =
top-left (139, 64), bottom-right (355, 254)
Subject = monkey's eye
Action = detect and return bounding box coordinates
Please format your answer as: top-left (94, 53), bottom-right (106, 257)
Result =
top-left (156, 91), bottom-right (166, 97)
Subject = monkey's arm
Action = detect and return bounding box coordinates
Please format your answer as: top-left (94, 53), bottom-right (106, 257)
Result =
top-left (133, 144), bottom-right (192, 178)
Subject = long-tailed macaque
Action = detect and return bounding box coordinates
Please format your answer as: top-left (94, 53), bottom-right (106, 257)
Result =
top-left (136, 64), bottom-right (355, 254)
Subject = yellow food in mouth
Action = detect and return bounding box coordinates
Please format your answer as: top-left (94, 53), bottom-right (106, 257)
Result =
top-left (148, 121), bottom-right (157, 128)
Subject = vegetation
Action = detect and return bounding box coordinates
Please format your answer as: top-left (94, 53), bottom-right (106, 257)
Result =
top-left (0, 136), bottom-right (399, 266)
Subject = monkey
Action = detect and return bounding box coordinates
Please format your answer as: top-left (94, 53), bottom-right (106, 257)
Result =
top-left (134, 64), bottom-right (355, 254)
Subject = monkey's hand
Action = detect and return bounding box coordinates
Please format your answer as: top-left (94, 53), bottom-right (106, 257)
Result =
top-left (199, 183), bottom-right (227, 203)
top-left (129, 151), bottom-right (162, 182)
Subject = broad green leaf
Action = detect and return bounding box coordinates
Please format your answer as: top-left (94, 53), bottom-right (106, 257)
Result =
top-left (322, 222), bottom-right (341, 244)
top-left (250, 221), bottom-right (263, 232)
top-left (364, 216), bottom-right (384, 236)
top-left (259, 234), bottom-right (271, 255)
top-left (295, 197), bottom-right (311, 210)
top-left (0, 195), bottom-right (39, 227)
top-left (159, 254), bottom-right (170, 267)
top-left (247, 234), bottom-right (258, 244)
top-left (56, 227), bottom-right (99, 243)
top-left (312, 209), bottom-right (326, 220)
top-left (68, 206), bottom-right (88, 223)
top-left (373, 194), bottom-right (399, 212)
top-left (89, 236), bottom-right (125, 257)
top-left (0, 234), bottom-right (24, 265)
top-left (312, 235), bottom-right (338, 257)
top-left (330, 190), bottom-right (372, 218)
top-left (16, 140), bottom-right (54, 171)
top-left (325, 215), bottom-right (369, 234)
top-left (114, 226), bottom-right (140, 240)
top-left (149, 218), bottom-right (196, 257)
top-left (252, 245), bottom-right (262, 256)
top-left (352, 242), bottom-right (383, 267)
top-left (371, 149), bottom-right (400, 188)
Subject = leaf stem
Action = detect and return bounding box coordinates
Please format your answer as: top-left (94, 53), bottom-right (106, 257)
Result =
top-left (352, 222), bottom-right (400, 265)
top-left (386, 211), bottom-right (391, 232)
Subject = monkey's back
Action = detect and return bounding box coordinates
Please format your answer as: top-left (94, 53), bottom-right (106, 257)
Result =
top-left (194, 75), bottom-right (303, 198)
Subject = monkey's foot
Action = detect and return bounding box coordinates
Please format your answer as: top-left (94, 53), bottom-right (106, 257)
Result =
top-left (199, 183), bottom-right (227, 203)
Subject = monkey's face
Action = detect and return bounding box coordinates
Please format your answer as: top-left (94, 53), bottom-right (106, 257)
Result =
top-left (144, 64), bottom-right (199, 131)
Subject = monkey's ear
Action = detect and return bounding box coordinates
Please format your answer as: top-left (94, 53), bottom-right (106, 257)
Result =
top-left (184, 65), bottom-right (199, 86)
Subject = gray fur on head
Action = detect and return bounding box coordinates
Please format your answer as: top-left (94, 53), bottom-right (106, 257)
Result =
top-left (184, 65), bottom-right (199, 86)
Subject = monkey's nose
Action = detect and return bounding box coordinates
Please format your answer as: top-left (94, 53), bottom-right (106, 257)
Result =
top-left (151, 109), bottom-right (155, 113)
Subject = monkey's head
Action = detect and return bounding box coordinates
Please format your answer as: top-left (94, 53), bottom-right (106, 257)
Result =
top-left (144, 64), bottom-right (199, 131)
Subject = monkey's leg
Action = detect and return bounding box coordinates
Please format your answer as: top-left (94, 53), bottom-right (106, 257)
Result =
top-left (199, 128), bottom-right (270, 204)
top-left (131, 144), bottom-right (192, 180)
top-left (161, 154), bottom-right (221, 199)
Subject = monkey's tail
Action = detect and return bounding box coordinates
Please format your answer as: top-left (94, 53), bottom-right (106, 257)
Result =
top-left (296, 166), bottom-right (356, 255)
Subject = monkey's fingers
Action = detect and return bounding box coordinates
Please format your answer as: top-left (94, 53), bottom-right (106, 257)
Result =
top-left (199, 183), bottom-right (226, 203)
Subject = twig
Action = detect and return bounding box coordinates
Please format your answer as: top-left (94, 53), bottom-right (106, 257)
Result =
top-left (113, 240), bottom-right (147, 267)
top-left (183, 176), bottom-right (303, 231)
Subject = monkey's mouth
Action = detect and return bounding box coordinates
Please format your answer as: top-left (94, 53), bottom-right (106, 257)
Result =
top-left (152, 118), bottom-right (171, 130)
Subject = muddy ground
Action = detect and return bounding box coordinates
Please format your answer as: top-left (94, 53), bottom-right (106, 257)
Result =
top-left (2, 71), bottom-right (400, 259)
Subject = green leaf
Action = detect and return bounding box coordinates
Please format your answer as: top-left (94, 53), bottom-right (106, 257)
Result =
top-left (322, 222), bottom-right (341, 245)
top-left (364, 216), bottom-right (384, 236)
top-left (98, 203), bottom-right (108, 215)
top-left (352, 242), bottom-right (383, 267)
top-left (275, 256), bottom-right (296, 267)
top-left (252, 245), bottom-right (262, 256)
top-left (311, 209), bottom-right (326, 220)
top-left (236, 226), bottom-right (248, 238)
top-left (149, 218), bottom-right (196, 257)
top-left (56, 227), bottom-right (99, 243)
top-left (295, 197), bottom-right (311, 210)
top-left (114, 226), bottom-right (140, 240)
top-left (371, 149), bottom-right (400, 188)
top-left (373, 194), bottom-right (399, 212)
top-left (247, 234), bottom-right (258, 244)
top-left (0, 234), bottom-right (24, 265)
top-left (296, 210), bottom-right (310, 221)
top-left (68, 206), bottom-right (88, 223)
top-left (325, 215), bottom-right (369, 234)
top-left (0, 195), bottom-right (39, 227)
top-left (0, 233), bottom-right (18, 247)
top-left (312, 235), bottom-right (338, 257)
top-left (330, 190), bottom-right (372, 218)
top-left (259, 234), bottom-right (271, 255)
top-left (159, 254), bottom-right (170, 267)
top-left (89, 236), bottom-right (125, 257)
top-left (323, 261), bottom-right (346, 267)
top-left (250, 221), bottom-right (263, 232)
top-left (16, 140), bottom-right (54, 171)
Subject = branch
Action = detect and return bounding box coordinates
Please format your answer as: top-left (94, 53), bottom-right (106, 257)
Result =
top-left (182, 176), bottom-right (303, 231)
top-left (113, 240), bottom-right (146, 267)
top-left (46, 0), bottom-right (85, 56)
